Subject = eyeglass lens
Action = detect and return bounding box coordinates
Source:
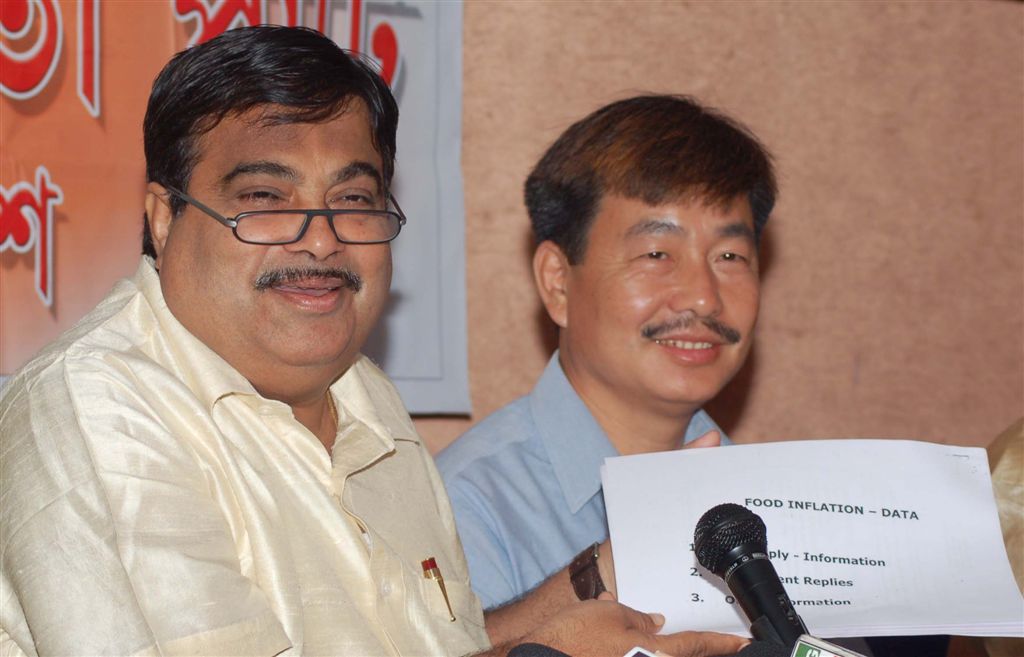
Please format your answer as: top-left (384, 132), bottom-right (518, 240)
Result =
top-left (235, 212), bottom-right (401, 244)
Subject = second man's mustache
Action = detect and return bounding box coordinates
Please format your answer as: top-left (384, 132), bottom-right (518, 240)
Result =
top-left (254, 267), bottom-right (363, 292)
top-left (641, 312), bottom-right (741, 345)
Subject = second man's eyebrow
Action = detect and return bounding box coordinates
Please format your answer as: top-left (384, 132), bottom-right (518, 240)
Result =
top-left (218, 159), bottom-right (384, 193)
top-left (331, 161), bottom-right (383, 193)
top-left (719, 222), bottom-right (756, 241)
top-left (220, 161), bottom-right (297, 188)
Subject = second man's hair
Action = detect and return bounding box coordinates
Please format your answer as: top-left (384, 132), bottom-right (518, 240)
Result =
top-left (525, 95), bottom-right (776, 264)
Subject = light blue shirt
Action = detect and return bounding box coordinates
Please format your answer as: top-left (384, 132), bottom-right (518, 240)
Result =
top-left (436, 353), bottom-right (726, 609)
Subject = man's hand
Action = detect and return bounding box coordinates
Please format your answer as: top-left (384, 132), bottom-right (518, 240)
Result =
top-left (511, 595), bottom-right (746, 657)
top-left (684, 430), bottom-right (721, 450)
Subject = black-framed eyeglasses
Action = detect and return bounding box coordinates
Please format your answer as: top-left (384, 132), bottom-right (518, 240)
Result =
top-left (164, 185), bottom-right (406, 245)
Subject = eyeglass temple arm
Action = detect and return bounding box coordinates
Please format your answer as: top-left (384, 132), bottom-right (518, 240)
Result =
top-left (388, 193), bottom-right (407, 225)
top-left (163, 185), bottom-right (236, 228)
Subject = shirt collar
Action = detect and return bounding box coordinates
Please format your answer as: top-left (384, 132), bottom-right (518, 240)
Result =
top-left (332, 356), bottom-right (420, 445)
top-left (528, 352), bottom-right (619, 515)
top-left (330, 356), bottom-right (420, 479)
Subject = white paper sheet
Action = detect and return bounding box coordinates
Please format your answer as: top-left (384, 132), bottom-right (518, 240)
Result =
top-left (602, 439), bottom-right (1024, 638)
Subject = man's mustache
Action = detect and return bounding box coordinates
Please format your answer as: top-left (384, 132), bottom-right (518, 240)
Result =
top-left (254, 267), bottom-right (363, 292)
top-left (641, 313), bottom-right (741, 344)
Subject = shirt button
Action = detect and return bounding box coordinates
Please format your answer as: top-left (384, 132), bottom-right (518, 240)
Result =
top-left (380, 580), bottom-right (392, 597)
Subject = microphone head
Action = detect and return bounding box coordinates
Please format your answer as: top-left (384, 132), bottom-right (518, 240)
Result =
top-left (693, 503), bottom-right (768, 576)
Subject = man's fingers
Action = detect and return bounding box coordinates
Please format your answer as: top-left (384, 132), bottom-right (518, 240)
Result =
top-left (613, 602), bottom-right (666, 634)
top-left (655, 630), bottom-right (748, 657)
top-left (684, 430), bottom-right (721, 449)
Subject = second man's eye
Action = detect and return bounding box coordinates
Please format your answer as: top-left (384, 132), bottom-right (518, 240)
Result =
top-left (331, 191), bottom-right (377, 208)
top-left (238, 190), bottom-right (284, 204)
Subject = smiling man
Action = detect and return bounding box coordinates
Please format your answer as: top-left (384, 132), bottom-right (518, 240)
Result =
top-left (0, 29), bottom-right (747, 657)
top-left (437, 95), bottom-right (776, 610)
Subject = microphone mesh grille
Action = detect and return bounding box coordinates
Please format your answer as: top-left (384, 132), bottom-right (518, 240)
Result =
top-left (693, 503), bottom-right (768, 575)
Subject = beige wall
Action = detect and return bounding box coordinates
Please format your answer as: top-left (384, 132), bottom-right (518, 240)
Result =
top-left (414, 0), bottom-right (1024, 453)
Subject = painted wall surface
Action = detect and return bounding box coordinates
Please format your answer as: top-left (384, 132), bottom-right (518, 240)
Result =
top-left (414, 0), bottom-right (1024, 453)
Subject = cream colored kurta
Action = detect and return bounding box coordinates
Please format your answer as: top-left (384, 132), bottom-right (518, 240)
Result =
top-left (0, 259), bottom-right (489, 657)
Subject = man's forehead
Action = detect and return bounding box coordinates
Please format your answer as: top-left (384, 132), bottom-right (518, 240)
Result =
top-left (598, 193), bottom-right (754, 233)
top-left (190, 101), bottom-right (382, 177)
top-left (239, 97), bottom-right (365, 128)
top-left (200, 100), bottom-right (368, 142)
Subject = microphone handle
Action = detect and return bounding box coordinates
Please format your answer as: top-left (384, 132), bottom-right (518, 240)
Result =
top-left (735, 641), bottom-right (790, 657)
top-left (727, 556), bottom-right (808, 649)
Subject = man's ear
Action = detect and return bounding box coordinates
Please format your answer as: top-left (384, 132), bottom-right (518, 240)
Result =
top-left (144, 182), bottom-right (174, 268)
top-left (532, 240), bottom-right (572, 329)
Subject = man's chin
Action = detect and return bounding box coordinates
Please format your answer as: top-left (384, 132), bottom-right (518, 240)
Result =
top-left (645, 371), bottom-right (735, 410)
top-left (291, 350), bottom-right (358, 372)
top-left (262, 337), bottom-right (361, 372)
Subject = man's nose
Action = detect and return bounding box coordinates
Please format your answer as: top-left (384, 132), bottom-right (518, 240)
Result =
top-left (667, 260), bottom-right (723, 317)
top-left (285, 214), bottom-right (343, 260)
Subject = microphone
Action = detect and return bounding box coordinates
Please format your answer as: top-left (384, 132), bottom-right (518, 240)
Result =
top-left (693, 503), bottom-right (808, 650)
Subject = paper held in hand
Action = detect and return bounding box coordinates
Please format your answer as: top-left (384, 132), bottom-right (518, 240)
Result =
top-left (602, 439), bottom-right (1024, 638)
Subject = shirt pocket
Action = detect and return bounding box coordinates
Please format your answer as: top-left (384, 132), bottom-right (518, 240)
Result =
top-left (419, 572), bottom-right (486, 631)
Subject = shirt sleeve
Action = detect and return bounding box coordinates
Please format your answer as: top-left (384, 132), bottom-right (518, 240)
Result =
top-left (0, 360), bottom-right (292, 657)
top-left (444, 479), bottom-right (521, 610)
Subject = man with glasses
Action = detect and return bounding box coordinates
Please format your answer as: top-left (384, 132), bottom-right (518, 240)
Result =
top-left (0, 26), bottom-right (743, 657)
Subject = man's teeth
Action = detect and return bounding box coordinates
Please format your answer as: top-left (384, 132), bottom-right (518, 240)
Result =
top-left (654, 339), bottom-right (713, 349)
top-left (276, 283), bottom-right (340, 290)
top-left (274, 285), bottom-right (339, 295)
